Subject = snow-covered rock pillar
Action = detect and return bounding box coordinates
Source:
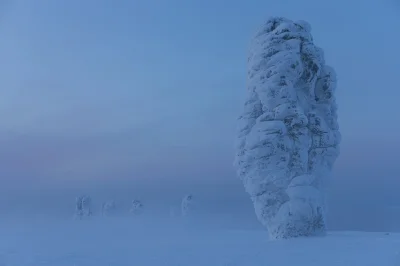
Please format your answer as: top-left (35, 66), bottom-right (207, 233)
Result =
top-left (181, 194), bottom-right (193, 217)
top-left (102, 200), bottom-right (116, 216)
top-left (74, 195), bottom-right (93, 219)
top-left (234, 17), bottom-right (340, 239)
top-left (130, 199), bottom-right (143, 216)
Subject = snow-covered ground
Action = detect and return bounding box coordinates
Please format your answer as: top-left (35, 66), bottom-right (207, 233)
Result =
top-left (0, 216), bottom-right (399, 266)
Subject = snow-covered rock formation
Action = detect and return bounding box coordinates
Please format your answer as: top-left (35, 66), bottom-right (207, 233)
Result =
top-left (102, 200), bottom-right (116, 216)
top-left (181, 194), bottom-right (193, 217)
top-left (129, 199), bottom-right (143, 216)
top-left (234, 17), bottom-right (341, 239)
top-left (74, 195), bottom-right (93, 219)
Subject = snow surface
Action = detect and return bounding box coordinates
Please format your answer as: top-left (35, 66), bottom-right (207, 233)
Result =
top-left (0, 217), bottom-right (399, 266)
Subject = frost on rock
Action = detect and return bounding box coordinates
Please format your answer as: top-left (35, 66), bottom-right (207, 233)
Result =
top-left (129, 199), bottom-right (143, 216)
top-left (181, 194), bottom-right (194, 217)
top-left (234, 17), bottom-right (341, 239)
top-left (74, 195), bottom-right (93, 219)
top-left (102, 200), bottom-right (116, 217)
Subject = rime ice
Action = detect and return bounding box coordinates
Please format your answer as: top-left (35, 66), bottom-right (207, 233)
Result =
top-left (234, 17), bottom-right (340, 239)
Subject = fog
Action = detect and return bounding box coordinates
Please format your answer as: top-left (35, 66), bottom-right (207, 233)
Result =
top-left (1, 139), bottom-right (400, 233)
top-left (0, 0), bottom-right (399, 234)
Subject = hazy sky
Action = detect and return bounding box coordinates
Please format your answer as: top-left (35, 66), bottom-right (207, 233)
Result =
top-left (0, 0), bottom-right (399, 191)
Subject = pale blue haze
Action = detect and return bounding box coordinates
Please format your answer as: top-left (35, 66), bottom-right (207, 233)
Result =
top-left (0, 0), bottom-right (399, 230)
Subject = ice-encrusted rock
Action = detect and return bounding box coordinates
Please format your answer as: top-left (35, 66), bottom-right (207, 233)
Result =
top-left (234, 17), bottom-right (341, 239)
top-left (74, 195), bottom-right (93, 219)
top-left (181, 194), bottom-right (194, 217)
top-left (130, 199), bottom-right (143, 216)
top-left (102, 200), bottom-right (116, 216)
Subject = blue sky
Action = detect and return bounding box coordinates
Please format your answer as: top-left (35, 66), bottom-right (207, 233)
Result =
top-left (0, 0), bottom-right (399, 190)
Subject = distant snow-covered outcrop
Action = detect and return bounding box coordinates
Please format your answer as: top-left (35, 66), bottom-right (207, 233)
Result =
top-left (102, 200), bottom-right (117, 216)
top-left (130, 199), bottom-right (143, 216)
top-left (181, 194), bottom-right (194, 217)
top-left (74, 195), bottom-right (93, 219)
